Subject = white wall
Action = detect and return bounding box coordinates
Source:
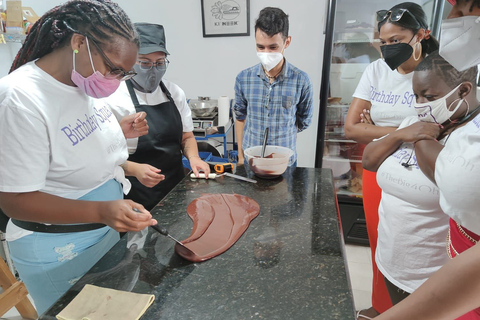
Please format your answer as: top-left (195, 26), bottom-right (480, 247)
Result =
top-left (0, 0), bottom-right (326, 167)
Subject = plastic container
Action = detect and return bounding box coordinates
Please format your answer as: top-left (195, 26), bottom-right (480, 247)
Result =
top-left (244, 146), bottom-right (294, 178)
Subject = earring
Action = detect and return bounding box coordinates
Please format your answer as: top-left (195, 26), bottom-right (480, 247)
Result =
top-left (413, 42), bottom-right (422, 61)
top-left (448, 98), bottom-right (470, 122)
top-left (74, 49), bottom-right (79, 54)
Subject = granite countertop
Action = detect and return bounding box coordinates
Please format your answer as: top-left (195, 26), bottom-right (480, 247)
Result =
top-left (41, 166), bottom-right (355, 320)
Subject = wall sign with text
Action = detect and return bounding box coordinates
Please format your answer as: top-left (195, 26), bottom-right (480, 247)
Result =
top-left (201, 0), bottom-right (250, 37)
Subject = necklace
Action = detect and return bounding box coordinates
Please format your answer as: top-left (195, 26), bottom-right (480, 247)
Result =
top-left (263, 66), bottom-right (283, 80)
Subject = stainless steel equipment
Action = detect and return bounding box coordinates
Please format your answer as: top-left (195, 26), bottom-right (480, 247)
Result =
top-left (188, 96), bottom-right (218, 118)
top-left (191, 112), bottom-right (218, 136)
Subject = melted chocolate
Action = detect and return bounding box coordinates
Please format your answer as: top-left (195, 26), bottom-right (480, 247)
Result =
top-left (174, 194), bottom-right (260, 262)
top-left (248, 158), bottom-right (280, 177)
top-left (248, 152), bottom-right (289, 178)
top-left (253, 153), bottom-right (275, 158)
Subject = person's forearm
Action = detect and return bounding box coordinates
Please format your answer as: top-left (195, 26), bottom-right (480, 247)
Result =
top-left (182, 131), bottom-right (200, 161)
top-left (0, 191), bottom-right (105, 224)
top-left (344, 123), bottom-right (397, 144)
top-left (362, 133), bottom-right (404, 172)
top-left (235, 119), bottom-right (245, 160)
top-left (376, 243), bottom-right (480, 320)
top-left (122, 161), bottom-right (140, 177)
top-left (414, 139), bottom-right (443, 183)
top-left (296, 94), bottom-right (313, 132)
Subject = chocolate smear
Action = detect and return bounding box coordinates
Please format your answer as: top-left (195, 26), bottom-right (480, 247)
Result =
top-left (175, 194), bottom-right (260, 262)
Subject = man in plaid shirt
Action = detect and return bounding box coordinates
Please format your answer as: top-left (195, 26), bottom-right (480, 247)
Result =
top-left (234, 7), bottom-right (313, 166)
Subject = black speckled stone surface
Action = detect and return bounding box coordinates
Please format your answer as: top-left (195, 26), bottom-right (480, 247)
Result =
top-left (40, 166), bottom-right (355, 320)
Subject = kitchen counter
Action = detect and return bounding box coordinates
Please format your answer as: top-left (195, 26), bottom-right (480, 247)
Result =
top-left (40, 166), bottom-right (355, 320)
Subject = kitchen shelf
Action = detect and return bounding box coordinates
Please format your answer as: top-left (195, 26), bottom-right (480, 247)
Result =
top-left (0, 33), bottom-right (26, 43)
top-left (325, 139), bottom-right (357, 143)
top-left (323, 156), bottom-right (362, 163)
top-left (327, 104), bottom-right (349, 108)
top-left (337, 188), bottom-right (363, 198)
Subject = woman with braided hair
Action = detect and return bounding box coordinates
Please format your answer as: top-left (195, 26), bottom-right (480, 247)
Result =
top-left (0, 0), bottom-right (158, 313)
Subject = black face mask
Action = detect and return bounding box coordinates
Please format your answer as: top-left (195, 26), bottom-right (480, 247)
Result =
top-left (380, 41), bottom-right (413, 70)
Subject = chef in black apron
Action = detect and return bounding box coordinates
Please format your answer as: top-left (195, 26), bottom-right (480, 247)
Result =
top-left (109, 23), bottom-right (210, 210)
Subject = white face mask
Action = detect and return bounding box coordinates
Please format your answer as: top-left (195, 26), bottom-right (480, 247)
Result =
top-left (257, 52), bottom-right (283, 71)
top-left (439, 16), bottom-right (480, 71)
top-left (415, 84), bottom-right (465, 124)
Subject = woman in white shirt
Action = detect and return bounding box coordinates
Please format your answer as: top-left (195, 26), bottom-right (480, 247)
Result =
top-left (375, 0), bottom-right (480, 314)
top-left (0, 0), bottom-right (157, 314)
top-left (362, 50), bottom-right (478, 308)
top-left (344, 3), bottom-right (439, 318)
top-left (109, 23), bottom-right (209, 211)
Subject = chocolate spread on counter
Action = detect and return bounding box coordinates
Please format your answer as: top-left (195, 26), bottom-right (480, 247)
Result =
top-left (174, 194), bottom-right (260, 262)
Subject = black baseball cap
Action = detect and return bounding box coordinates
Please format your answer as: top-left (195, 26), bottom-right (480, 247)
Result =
top-left (134, 23), bottom-right (170, 55)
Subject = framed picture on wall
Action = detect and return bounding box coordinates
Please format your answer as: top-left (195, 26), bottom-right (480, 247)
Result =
top-left (201, 0), bottom-right (250, 37)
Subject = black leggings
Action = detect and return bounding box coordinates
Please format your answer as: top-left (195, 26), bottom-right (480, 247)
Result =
top-left (383, 276), bottom-right (411, 305)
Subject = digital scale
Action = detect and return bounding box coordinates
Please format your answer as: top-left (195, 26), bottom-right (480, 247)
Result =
top-left (192, 112), bottom-right (218, 136)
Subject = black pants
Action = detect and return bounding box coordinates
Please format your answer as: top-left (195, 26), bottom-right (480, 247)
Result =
top-left (384, 275), bottom-right (410, 305)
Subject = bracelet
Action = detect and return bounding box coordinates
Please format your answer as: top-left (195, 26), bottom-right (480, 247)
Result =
top-left (188, 155), bottom-right (200, 160)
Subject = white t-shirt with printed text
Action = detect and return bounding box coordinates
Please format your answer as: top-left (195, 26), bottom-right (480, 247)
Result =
top-left (375, 116), bottom-right (449, 293)
top-left (435, 113), bottom-right (480, 234)
top-left (0, 61), bottom-right (129, 240)
top-left (353, 59), bottom-right (417, 127)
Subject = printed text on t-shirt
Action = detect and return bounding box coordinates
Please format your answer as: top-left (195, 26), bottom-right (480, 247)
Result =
top-left (60, 105), bottom-right (114, 146)
top-left (370, 86), bottom-right (415, 107)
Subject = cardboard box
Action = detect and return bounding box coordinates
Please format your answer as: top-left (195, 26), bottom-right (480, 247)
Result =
top-left (5, 0), bottom-right (23, 34)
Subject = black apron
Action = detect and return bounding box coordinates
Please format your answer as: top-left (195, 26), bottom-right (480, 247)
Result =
top-left (125, 80), bottom-right (185, 210)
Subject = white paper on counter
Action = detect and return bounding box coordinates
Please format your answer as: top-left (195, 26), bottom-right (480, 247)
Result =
top-left (56, 284), bottom-right (154, 320)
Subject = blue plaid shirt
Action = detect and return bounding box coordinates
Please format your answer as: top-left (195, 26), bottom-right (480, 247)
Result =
top-left (234, 60), bottom-right (313, 165)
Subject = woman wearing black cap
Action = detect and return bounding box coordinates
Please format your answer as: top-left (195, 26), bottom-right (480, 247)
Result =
top-left (109, 23), bottom-right (210, 211)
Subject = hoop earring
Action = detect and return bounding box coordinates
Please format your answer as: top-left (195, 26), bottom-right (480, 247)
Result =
top-left (448, 99), bottom-right (470, 122)
top-left (413, 42), bottom-right (422, 61)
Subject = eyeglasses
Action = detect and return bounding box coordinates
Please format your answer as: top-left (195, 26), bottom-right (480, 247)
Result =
top-left (88, 38), bottom-right (137, 81)
top-left (376, 8), bottom-right (422, 27)
top-left (137, 59), bottom-right (170, 70)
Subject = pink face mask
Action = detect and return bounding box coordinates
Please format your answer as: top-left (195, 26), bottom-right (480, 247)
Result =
top-left (71, 37), bottom-right (120, 98)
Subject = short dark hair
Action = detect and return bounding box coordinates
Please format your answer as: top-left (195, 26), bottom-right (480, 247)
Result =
top-left (415, 50), bottom-right (478, 88)
top-left (10, 0), bottom-right (139, 73)
top-left (254, 7), bottom-right (289, 39)
top-left (378, 2), bottom-right (439, 55)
